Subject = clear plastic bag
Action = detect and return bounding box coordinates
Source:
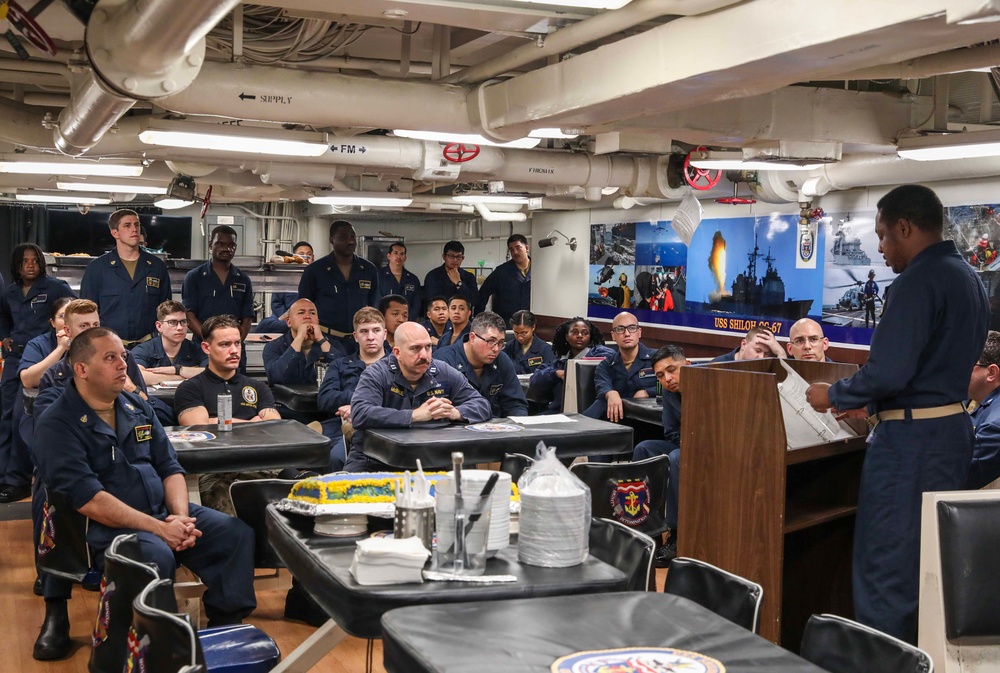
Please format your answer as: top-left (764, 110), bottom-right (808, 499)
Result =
top-left (517, 443), bottom-right (591, 567)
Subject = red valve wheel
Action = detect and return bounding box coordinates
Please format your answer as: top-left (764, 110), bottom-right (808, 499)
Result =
top-left (715, 196), bottom-right (757, 205)
top-left (200, 185), bottom-right (213, 219)
top-left (683, 147), bottom-right (723, 191)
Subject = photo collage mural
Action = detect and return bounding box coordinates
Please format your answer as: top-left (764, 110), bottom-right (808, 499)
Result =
top-left (587, 203), bottom-right (1000, 345)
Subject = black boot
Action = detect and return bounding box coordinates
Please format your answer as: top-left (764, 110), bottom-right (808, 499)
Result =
top-left (33, 599), bottom-right (71, 661)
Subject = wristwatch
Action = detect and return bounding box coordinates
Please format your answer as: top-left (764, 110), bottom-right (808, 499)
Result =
top-left (174, 363), bottom-right (183, 376)
top-left (315, 337), bottom-right (329, 347)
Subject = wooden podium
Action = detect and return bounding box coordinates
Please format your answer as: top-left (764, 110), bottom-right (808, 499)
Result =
top-left (678, 358), bottom-right (867, 647)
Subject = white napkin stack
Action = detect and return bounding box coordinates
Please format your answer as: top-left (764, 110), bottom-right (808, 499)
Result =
top-left (349, 536), bottom-right (430, 585)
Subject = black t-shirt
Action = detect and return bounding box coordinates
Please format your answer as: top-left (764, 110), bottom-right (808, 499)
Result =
top-left (174, 369), bottom-right (276, 421)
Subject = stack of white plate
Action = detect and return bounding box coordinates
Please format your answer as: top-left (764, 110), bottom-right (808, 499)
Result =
top-left (518, 474), bottom-right (589, 568)
top-left (439, 470), bottom-right (512, 557)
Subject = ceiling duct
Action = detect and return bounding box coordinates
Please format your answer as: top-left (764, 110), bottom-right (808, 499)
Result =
top-left (54, 0), bottom-right (240, 155)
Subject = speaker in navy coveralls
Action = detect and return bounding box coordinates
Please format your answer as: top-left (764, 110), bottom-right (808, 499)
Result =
top-left (807, 184), bottom-right (989, 644)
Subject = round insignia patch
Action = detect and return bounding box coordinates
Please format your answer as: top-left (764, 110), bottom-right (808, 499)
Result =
top-left (166, 431), bottom-right (216, 443)
top-left (466, 422), bottom-right (524, 433)
top-left (551, 647), bottom-right (726, 673)
top-left (242, 385), bottom-right (258, 405)
top-left (610, 478), bottom-right (652, 526)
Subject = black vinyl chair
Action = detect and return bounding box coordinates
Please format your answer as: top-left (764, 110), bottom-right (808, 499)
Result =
top-left (36, 485), bottom-right (90, 584)
top-left (229, 479), bottom-right (299, 571)
top-left (90, 534), bottom-right (161, 673)
top-left (499, 453), bottom-right (534, 485)
top-left (936, 499), bottom-right (1000, 639)
top-left (130, 578), bottom-right (206, 673)
top-left (570, 454), bottom-right (670, 538)
top-left (589, 517), bottom-right (655, 592)
top-left (567, 360), bottom-right (601, 413)
top-left (800, 613), bottom-right (933, 673)
top-left (663, 557), bottom-right (763, 633)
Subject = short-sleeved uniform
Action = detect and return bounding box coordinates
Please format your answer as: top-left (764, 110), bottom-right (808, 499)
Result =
top-left (632, 391), bottom-right (682, 529)
top-left (477, 259), bottom-right (530, 324)
top-left (827, 239), bottom-right (988, 643)
top-left (436, 340), bottom-right (527, 418)
top-left (182, 261), bottom-right (255, 338)
top-left (378, 265), bottom-right (422, 318)
top-left (422, 264), bottom-right (479, 312)
top-left (502, 335), bottom-right (555, 375)
top-left (344, 356), bottom-right (492, 472)
top-left (80, 249), bottom-right (171, 343)
top-left (0, 275), bottom-right (75, 488)
top-left (33, 382), bottom-right (255, 622)
top-left (131, 337), bottom-right (207, 370)
top-left (584, 343), bottom-right (659, 419)
top-left (298, 254), bottom-right (379, 337)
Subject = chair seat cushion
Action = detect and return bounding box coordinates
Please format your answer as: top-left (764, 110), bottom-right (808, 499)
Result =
top-left (199, 624), bottom-right (280, 673)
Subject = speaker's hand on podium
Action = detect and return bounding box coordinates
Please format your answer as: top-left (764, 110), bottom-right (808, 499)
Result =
top-left (805, 382), bottom-right (832, 412)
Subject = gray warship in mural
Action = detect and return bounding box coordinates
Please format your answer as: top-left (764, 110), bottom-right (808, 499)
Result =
top-left (829, 215), bottom-right (871, 267)
top-left (712, 235), bottom-right (813, 319)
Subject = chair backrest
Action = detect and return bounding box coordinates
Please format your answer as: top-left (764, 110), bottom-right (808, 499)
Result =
top-left (563, 359), bottom-right (601, 413)
top-left (588, 517), bottom-right (655, 592)
top-left (936, 499), bottom-right (1000, 639)
top-left (229, 478), bottom-right (299, 568)
top-left (36, 485), bottom-right (90, 583)
top-left (499, 453), bottom-right (534, 485)
top-left (131, 578), bottom-right (207, 673)
top-left (801, 614), bottom-right (933, 673)
top-left (570, 455), bottom-right (670, 537)
top-left (89, 533), bottom-right (163, 673)
top-left (663, 557), bottom-right (763, 633)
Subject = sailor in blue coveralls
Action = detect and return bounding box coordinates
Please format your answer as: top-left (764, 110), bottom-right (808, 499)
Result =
top-left (710, 327), bottom-right (786, 363)
top-left (32, 328), bottom-right (255, 660)
top-left (131, 300), bottom-right (207, 386)
top-left (80, 209), bottom-right (171, 348)
top-left (504, 310), bottom-right (555, 375)
top-left (584, 312), bottom-right (658, 421)
top-left (966, 330), bottom-right (1000, 489)
top-left (182, 226), bottom-right (255, 371)
top-left (423, 240), bottom-right (479, 312)
top-left (298, 220), bottom-right (379, 346)
top-left (631, 345), bottom-right (688, 564)
top-left (807, 184), bottom-right (988, 644)
top-left (477, 234), bottom-right (531, 324)
top-left (438, 294), bottom-right (473, 349)
top-left (529, 317), bottom-right (614, 414)
top-left (318, 307), bottom-right (388, 471)
top-left (0, 244), bottom-right (74, 503)
top-left (377, 242), bottom-right (422, 319)
top-left (344, 322), bottom-right (492, 472)
top-left (436, 312), bottom-right (528, 418)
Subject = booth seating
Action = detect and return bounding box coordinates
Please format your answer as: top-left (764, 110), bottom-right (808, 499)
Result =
top-left (663, 557), bottom-right (764, 633)
top-left (570, 454), bottom-right (671, 539)
top-left (588, 517), bottom-right (655, 592)
top-left (133, 578), bottom-right (280, 673)
top-left (801, 614), bottom-right (932, 673)
top-left (563, 359), bottom-right (601, 414)
top-left (229, 479), bottom-right (299, 592)
top-left (919, 489), bottom-right (1000, 672)
top-left (99, 534), bottom-right (279, 673)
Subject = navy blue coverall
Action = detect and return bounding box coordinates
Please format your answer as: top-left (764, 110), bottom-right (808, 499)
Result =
top-left (80, 249), bottom-right (171, 343)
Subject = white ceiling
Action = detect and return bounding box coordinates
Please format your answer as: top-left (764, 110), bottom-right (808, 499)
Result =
top-left (1, 0), bottom-right (1000, 214)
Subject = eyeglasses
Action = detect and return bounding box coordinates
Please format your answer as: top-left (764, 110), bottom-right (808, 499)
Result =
top-left (474, 333), bottom-right (505, 350)
top-left (445, 253), bottom-right (465, 260)
top-left (791, 336), bottom-right (824, 346)
top-left (611, 324), bottom-right (640, 334)
top-left (163, 319), bottom-right (189, 328)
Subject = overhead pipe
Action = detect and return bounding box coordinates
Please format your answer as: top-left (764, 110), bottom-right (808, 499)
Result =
top-left (54, 0), bottom-right (240, 155)
top-left (839, 42), bottom-right (1000, 81)
top-left (443, 0), bottom-right (742, 85)
top-left (472, 203), bottom-right (527, 222)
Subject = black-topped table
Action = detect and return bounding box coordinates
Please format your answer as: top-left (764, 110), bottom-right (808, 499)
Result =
top-left (22, 384), bottom-right (177, 414)
top-left (622, 398), bottom-right (663, 426)
top-left (271, 383), bottom-right (320, 414)
top-left (362, 414), bottom-right (633, 469)
top-left (381, 592), bottom-right (827, 673)
top-left (167, 419), bottom-right (330, 473)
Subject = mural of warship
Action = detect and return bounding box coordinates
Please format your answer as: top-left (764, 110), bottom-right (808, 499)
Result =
top-left (829, 215), bottom-right (871, 266)
top-left (713, 234), bottom-right (813, 319)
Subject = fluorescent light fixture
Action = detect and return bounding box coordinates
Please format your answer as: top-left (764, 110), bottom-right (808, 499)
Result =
top-left (309, 191), bottom-right (413, 207)
top-left (139, 119), bottom-right (330, 157)
top-left (57, 181), bottom-right (169, 195)
top-left (15, 191), bottom-right (112, 205)
top-left (393, 129), bottom-right (540, 149)
top-left (452, 194), bottom-right (531, 204)
top-left (896, 129), bottom-right (1000, 161)
top-left (529, 128), bottom-right (580, 139)
top-left (154, 197), bottom-right (195, 209)
top-left (0, 155), bottom-right (143, 177)
top-left (509, 0), bottom-right (631, 8)
top-left (689, 150), bottom-right (822, 171)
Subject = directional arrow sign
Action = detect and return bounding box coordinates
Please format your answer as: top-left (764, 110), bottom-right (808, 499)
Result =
top-left (238, 92), bottom-right (256, 101)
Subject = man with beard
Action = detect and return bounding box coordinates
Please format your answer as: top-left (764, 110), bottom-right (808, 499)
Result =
top-left (343, 322), bottom-right (491, 472)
